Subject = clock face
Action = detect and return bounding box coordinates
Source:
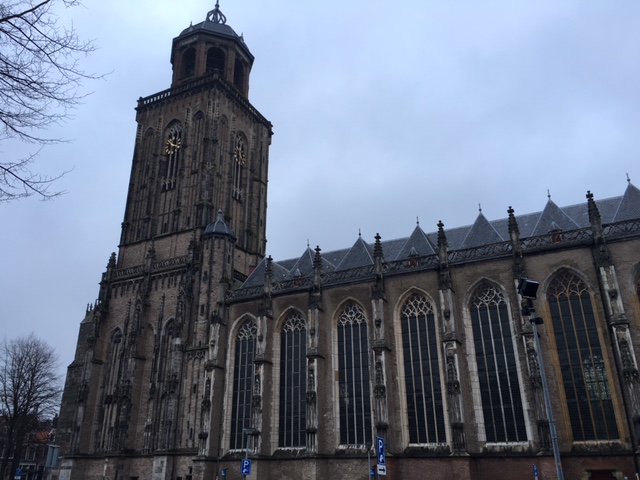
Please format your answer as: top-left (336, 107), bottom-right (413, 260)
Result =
top-left (234, 143), bottom-right (246, 165)
top-left (165, 133), bottom-right (182, 155)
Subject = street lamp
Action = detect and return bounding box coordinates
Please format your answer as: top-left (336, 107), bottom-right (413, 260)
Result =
top-left (518, 278), bottom-right (564, 480)
top-left (243, 427), bottom-right (257, 480)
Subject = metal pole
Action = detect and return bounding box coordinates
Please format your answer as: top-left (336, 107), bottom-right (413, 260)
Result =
top-left (531, 317), bottom-right (564, 480)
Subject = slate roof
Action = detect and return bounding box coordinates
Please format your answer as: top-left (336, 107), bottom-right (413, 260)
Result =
top-left (179, 19), bottom-right (239, 41)
top-left (175, 3), bottom-right (253, 60)
top-left (241, 183), bottom-right (640, 288)
top-left (203, 210), bottom-right (236, 240)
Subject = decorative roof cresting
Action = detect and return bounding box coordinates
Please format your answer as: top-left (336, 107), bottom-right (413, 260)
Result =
top-left (207, 1), bottom-right (227, 24)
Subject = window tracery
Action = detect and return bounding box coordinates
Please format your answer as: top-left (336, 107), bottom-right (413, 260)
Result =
top-left (279, 311), bottom-right (307, 448)
top-left (230, 318), bottom-right (257, 449)
top-left (469, 283), bottom-right (527, 443)
top-left (400, 293), bottom-right (445, 444)
top-left (163, 124), bottom-right (182, 191)
top-left (337, 301), bottom-right (371, 446)
top-left (232, 135), bottom-right (246, 200)
top-left (547, 271), bottom-right (618, 441)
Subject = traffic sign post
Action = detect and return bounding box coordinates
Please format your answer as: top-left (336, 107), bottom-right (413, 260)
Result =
top-left (241, 459), bottom-right (252, 476)
top-left (376, 436), bottom-right (387, 476)
top-left (376, 437), bottom-right (385, 465)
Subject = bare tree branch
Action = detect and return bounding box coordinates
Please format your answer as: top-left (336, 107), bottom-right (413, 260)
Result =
top-left (0, 0), bottom-right (98, 201)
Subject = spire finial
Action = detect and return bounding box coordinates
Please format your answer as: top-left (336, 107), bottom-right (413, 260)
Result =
top-left (547, 189), bottom-right (551, 200)
top-left (206, 1), bottom-right (227, 24)
top-left (627, 172), bottom-right (631, 184)
top-left (416, 216), bottom-right (419, 226)
top-left (478, 203), bottom-right (482, 213)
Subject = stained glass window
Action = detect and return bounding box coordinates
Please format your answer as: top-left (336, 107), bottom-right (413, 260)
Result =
top-left (279, 311), bottom-right (307, 448)
top-left (547, 271), bottom-right (618, 441)
top-left (337, 301), bottom-right (372, 446)
top-left (401, 294), bottom-right (446, 444)
top-left (230, 319), bottom-right (257, 449)
top-left (470, 284), bottom-right (527, 442)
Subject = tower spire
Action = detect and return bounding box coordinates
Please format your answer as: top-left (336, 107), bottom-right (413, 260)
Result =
top-left (206, 1), bottom-right (227, 24)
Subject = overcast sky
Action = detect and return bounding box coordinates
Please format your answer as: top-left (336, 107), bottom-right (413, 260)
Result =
top-left (1, 0), bottom-right (639, 378)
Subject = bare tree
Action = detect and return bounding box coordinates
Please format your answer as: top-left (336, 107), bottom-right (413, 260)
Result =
top-left (0, 0), bottom-right (97, 202)
top-left (0, 334), bottom-right (61, 479)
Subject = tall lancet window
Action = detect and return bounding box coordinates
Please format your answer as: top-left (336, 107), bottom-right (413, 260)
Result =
top-left (163, 124), bottom-right (182, 191)
top-left (156, 320), bottom-right (181, 451)
top-left (99, 329), bottom-right (123, 452)
top-left (547, 271), bottom-right (618, 441)
top-left (469, 283), bottom-right (527, 443)
top-left (400, 293), bottom-right (445, 444)
top-left (232, 135), bottom-right (246, 200)
top-left (279, 311), bottom-right (307, 448)
top-left (337, 301), bottom-right (372, 446)
top-left (230, 319), bottom-right (257, 449)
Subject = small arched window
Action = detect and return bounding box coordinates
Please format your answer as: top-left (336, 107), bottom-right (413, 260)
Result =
top-left (182, 48), bottom-right (196, 78)
top-left (206, 47), bottom-right (225, 74)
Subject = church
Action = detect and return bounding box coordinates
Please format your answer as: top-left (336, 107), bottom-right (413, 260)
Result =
top-left (57, 3), bottom-right (640, 480)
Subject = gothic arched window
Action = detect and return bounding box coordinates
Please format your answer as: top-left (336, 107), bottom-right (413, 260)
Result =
top-left (278, 311), bottom-right (307, 448)
top-left (97, 329), bottom-right (124, 452)
top-left (547, 271), bottom-right (618, 441)
top-left (131, 128), bottom-right (156, 241)
top-left (163, 123), bottom-right (182, 192)
top-left (337, 301), bottom-right (372, 446)
top-left (230, 319), bottom-right (257, 449)
top-left (232, 135), bottom-right (246, 201)
top-left (156, 320), bottom-right (181, 450)
top-left (400, 293), bottom-right (445, 444)
top-left (469, 283), bottom-right (527, 443)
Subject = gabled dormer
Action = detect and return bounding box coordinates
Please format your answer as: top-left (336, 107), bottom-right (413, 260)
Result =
top-left (170, 1), bottom-right (254, 96)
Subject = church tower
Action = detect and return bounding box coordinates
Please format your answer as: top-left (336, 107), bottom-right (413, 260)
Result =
top-left (57, 4), bottom-right (271, 479)
top-left (122, 1), bottom-right (270, 274)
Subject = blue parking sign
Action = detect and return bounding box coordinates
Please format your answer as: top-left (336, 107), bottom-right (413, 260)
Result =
top-left (241, 459), bottom-right (252, 475)
top-left (376, 436), bottom-right (386, 465)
